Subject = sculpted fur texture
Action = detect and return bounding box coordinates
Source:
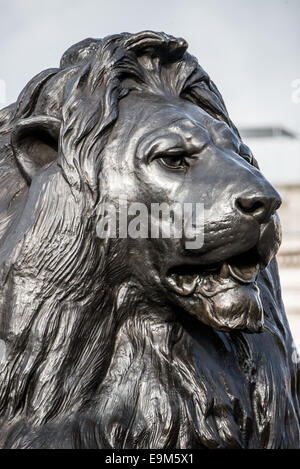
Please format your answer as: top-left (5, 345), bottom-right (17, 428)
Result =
top-left (0, 31), bottom-right (299, 448)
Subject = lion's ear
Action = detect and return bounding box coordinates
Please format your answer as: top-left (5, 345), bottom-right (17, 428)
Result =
top-left (11, 116), bottom-right (60, 184)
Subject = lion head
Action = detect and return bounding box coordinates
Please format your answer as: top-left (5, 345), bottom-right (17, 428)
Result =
top-left (0, 31), bottom-right (299, 449)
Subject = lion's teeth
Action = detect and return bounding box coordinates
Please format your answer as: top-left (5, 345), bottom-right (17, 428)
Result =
top-left (220, 263), bottom-right (229, 279)
top-left (228, 264), bottom-right (259, 284)
top-left (166, 274), bottom-right (198, 296)
top-left (181, 276), bottom-right (198, 296)
top-left (165, 259), bottom-right (259, 296)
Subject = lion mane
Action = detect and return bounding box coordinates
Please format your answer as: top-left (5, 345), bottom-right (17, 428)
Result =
top-left (0, 31), bottom-right (299, 449)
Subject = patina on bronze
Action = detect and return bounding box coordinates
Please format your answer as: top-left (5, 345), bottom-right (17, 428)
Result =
top-left (0, 31), bottom-right (299, 449)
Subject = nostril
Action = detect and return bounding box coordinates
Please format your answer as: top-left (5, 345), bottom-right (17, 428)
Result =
top-left (236, 195), bottom-right (279, 223)
top-left (237, 199), bottom-right (264, 215)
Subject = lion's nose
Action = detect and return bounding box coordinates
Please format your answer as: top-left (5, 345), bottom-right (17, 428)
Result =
top-left (236, 193), bottom-right (281, 224)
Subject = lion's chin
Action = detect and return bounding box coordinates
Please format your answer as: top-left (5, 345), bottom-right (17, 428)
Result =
top-left (164, 259), bottom-right (264, 333)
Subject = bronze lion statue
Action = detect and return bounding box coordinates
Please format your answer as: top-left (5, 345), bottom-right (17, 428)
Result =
top-left (0, 31), bottom-right (299, 449)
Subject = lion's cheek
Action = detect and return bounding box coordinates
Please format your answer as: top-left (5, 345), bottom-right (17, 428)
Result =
top-left (186, 283), bottom-right (264, 333)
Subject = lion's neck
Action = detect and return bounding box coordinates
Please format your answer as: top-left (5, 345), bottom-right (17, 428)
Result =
top-left (85, 286), bottom-right (297, 450)
top-left (86, 298), bottom-right (244, 449)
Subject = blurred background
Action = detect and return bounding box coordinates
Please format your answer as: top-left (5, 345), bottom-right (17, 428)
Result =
top-left (0, 0), bottom-right (299, 344)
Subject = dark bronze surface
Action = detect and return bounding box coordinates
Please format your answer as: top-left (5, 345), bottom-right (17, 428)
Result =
top-left (0, 31), bottom-right (299, 448)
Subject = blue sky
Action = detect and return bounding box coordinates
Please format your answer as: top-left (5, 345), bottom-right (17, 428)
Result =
top-left (0, 0), bottom-right (299, 133)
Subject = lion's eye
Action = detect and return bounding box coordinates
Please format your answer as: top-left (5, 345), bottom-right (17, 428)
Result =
top-left (240, 152), bottom-right (251, 164)
top-left (157, 154), bottom-right (189, 170)
top-left (238, 143), bottom-right (258, 168)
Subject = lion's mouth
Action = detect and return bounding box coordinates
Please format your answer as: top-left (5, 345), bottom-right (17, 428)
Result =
top-left (165, 248), bottom-right (260, 297)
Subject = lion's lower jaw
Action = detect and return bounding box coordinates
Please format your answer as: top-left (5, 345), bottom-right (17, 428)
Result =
top-left (193, 283), bottom-right (264, 333)
top-left (164, 261), bottom-right (265, 333)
